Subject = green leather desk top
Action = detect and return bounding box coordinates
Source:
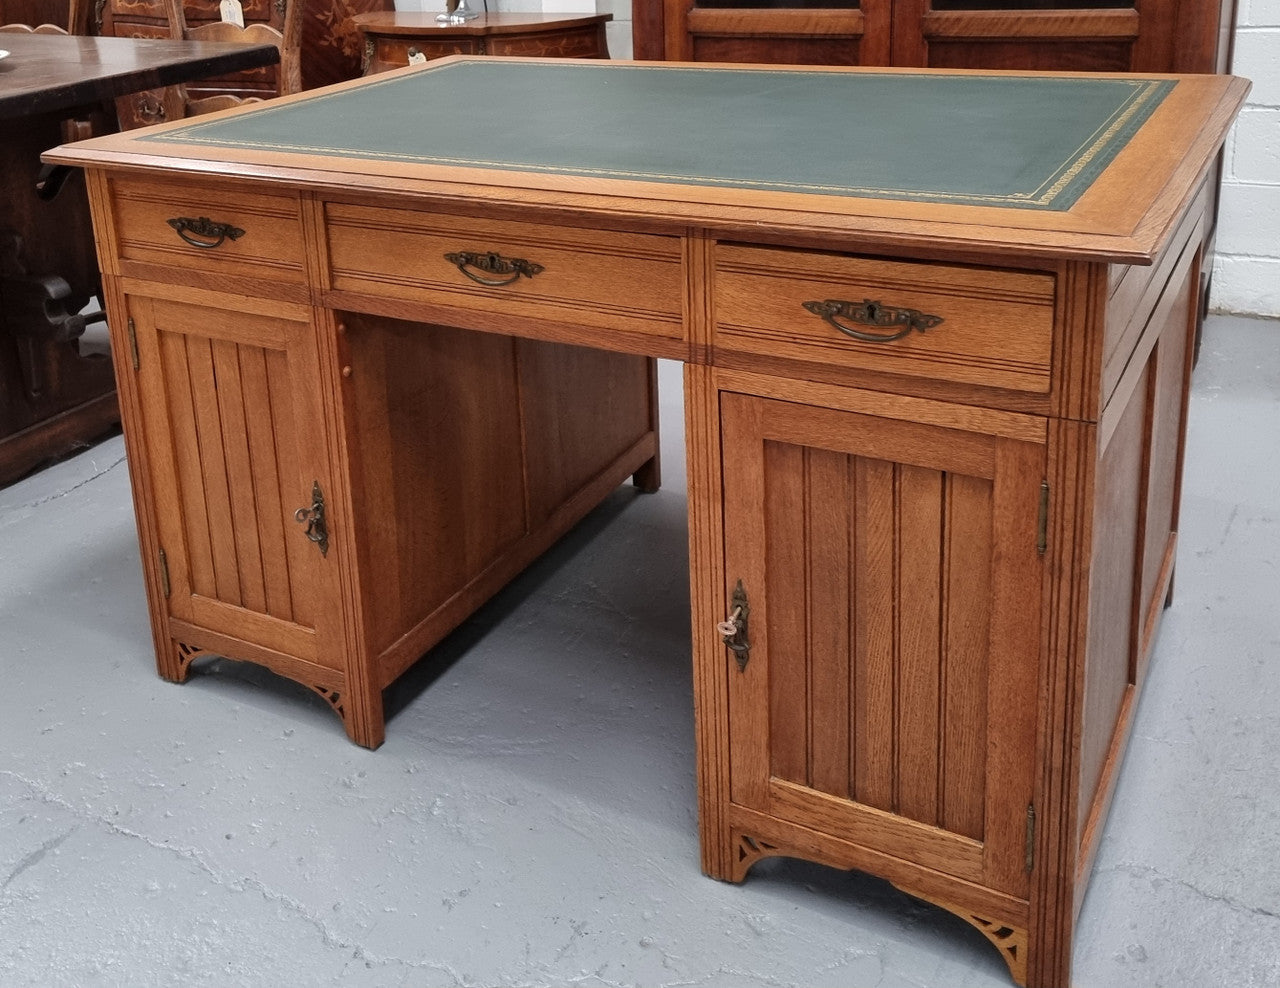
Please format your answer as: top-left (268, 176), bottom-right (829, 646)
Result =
top-left (139, 60), bottom-right (1173, 212)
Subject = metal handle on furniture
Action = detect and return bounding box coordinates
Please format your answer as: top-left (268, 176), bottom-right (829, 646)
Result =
top-left (167, 216), bottom-right (246, 250)
top-left (802, 298), bottom-right (943, 343)
top-left (444, 250), bottom-right (544, 287)
top-left (719, 580), bottom-right (751, 671)
top-left (134, 93), bottom-right (167, 124)
top-left (293, 481), bottom-right (329, 557)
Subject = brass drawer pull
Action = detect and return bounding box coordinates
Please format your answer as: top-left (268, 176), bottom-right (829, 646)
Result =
top-left (167, 216), bottom-right (246, 250)
top-left (444, 250), bottom-right (544, 287)
top-left (803, 298), bottom-right (943, 343)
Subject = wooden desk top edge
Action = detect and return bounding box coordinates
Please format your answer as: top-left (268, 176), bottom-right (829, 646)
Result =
top-left (44, 59), bottom-right (1249, 266)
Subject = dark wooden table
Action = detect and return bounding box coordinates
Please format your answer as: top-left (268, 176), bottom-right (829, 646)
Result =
top-left (0, 33), bottom-right (280, 486)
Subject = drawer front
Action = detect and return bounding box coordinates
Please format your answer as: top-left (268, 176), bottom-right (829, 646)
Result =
top-left (715, 245), bottom-right (1056, 395)
top-left (324, 203), bottom-right (684, 344)
top-left (103, 0), bottom-right (279, 23)
top-left (370, 37), bottom-right (483, 71)
top-left (108, 177), bottom-right (305, 285)
top-left (485, 28), bottom-right (606, 59)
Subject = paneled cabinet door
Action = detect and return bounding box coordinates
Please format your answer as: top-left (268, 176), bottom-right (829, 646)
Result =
top-left (645, 0), bottom-right (1232, 74)
top-left (667, 0), bottom-right (893, 64)
top-left (719, 390), bottom-right (1046, 897)
top-left (124, 291), bottom-right (346, 681)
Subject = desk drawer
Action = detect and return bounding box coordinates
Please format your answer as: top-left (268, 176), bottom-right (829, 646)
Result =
top-left (715, 245), bottom-right (1056, 395)
top-left (324, 204), bottom-right (684, 344)
top-left (108, 177), bottom-right (305, 285)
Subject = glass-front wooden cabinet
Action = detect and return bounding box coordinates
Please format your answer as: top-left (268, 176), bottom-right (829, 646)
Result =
top-left (635, 0), bottom-right (1235, 75)
top-left (654, 0), bottom-right (891, 64)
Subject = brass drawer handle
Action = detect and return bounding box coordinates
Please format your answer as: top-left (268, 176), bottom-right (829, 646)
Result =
top-left (802, 298), bottom-right (943, 343)
top-left (444, 250), bottom-right (544, 287)
top-left (167, 216), bottom-right (246, 250)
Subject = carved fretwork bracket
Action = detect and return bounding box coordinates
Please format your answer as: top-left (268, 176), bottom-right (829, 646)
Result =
top-left (172, 641), bottom-right (215, 682)
top-left (169, 644), bottom-right (347, 733)
top-left (308, 684), bottom-right (345, 721)
top-left (931, 897), bottom-right (1030, 987)
top-left (731, 833), bottom-right (782, 882)
top-left (727, 828), bottom-right (1031, 985)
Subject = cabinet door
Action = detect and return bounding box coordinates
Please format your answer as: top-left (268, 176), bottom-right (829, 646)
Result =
top-left (720, 391), bottom-right (1044, 897)
top-left (892, 0), bottom-right (1177, 73)
top-left (662, 0), bottom-right (892, 65)
top-left (639, 0), bottom-right (1227, 73)
top-left (126, 290), bottom-right (344, 677)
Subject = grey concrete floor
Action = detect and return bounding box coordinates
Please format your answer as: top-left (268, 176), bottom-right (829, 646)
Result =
top-left (1, 314), bottom-right (1277, 988)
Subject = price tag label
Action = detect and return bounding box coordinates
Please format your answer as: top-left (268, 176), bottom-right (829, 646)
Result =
top-left (219, 0), bottom-right (245, 28)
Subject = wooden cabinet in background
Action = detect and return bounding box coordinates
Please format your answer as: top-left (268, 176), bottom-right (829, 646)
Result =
top-left (96, 0), bottom-right (392, 128)
top-left (353, 12), bottom-right (612, 75)
top-left (635, 0), bottom-right (1236, 74)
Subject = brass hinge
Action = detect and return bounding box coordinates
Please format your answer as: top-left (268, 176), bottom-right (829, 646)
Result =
top-left (158, 547), bottom-right (171, 598)
top-left (1036, 481), bottom-right (1049, 555)
top-left (126, 317), bottom-right (140, 371)
top-left (1025, 803), bottom-right (1036, 873)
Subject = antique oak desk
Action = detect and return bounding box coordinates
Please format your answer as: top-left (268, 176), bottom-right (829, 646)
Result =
top-left (0, 32), bottom-right (280, 484)
top-left (48, 60), bottom-right (1246, 987)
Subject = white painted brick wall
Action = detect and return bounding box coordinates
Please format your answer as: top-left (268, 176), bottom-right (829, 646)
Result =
top-left (1213, 3), bottom-right (1280, 317)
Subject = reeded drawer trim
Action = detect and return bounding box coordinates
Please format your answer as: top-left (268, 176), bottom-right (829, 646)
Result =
top-left (324, 203), bottom-right (685, 342)
top-left (715, 244), bottom-right (1056, 396)
top-left (110, 178), bottom-right (305, 281)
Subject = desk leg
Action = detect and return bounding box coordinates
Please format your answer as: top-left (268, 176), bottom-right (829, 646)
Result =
top-left (631, 357), bottom-right (662, 493)
top-left (685, 363), bottom-right (736, 880)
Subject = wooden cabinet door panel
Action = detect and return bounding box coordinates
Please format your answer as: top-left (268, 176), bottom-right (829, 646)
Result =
top-left (720, 390), bottom-right (1044, 896)
top-left (641, 1), bottom-right (1231, 74)
top-left (673, 0), bottom-right (893, 65)
top-left (898, 7), bottom-right (1142, 71)
top-left (127, 291), bottom-right (343, 671)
